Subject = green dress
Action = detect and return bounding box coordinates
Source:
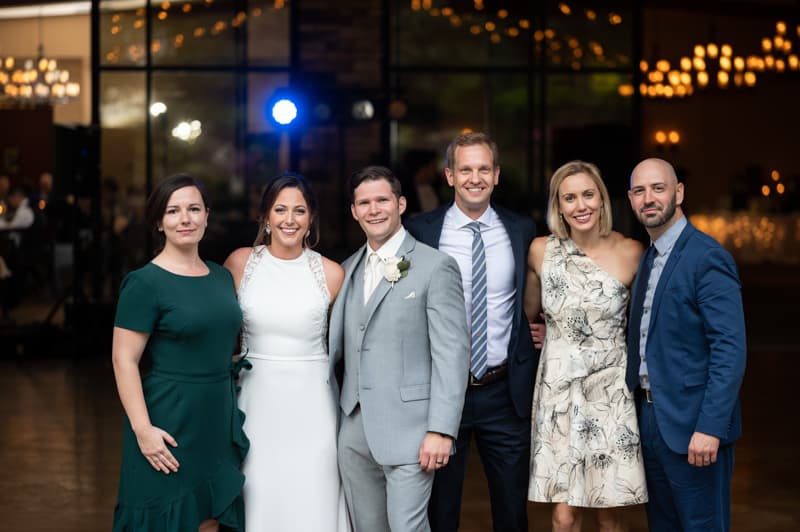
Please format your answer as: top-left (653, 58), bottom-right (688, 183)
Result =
top-left (112, 261), bottom-right (249, 532)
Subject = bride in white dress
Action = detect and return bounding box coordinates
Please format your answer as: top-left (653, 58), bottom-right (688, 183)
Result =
top-left (225, 173), bottom-right (348, 531)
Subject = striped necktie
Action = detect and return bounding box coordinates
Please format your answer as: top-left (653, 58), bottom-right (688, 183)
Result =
top-left (467, 221), bottom-right (488, 379)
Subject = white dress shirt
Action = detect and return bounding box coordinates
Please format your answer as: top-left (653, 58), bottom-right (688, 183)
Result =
top-left (440, 205), bottom-right (515, 368)
top-left (364, 227), bottom-right (407, 303)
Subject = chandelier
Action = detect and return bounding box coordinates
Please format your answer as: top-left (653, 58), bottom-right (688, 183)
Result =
top-left (0, 8), bottom-right (81, 105)
top-left (0, 47), bottom-right (81, 104)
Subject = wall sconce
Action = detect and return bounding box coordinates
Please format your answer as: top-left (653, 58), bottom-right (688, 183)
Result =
top-left (654, 129), bottom-right (681, 148)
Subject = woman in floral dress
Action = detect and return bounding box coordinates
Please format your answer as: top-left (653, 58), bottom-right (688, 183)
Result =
top-left (525, 161), bottom-right (647, 531)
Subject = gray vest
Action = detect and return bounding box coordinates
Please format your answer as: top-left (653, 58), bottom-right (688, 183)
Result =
top-left (340, 253), bottom-right (367, 413)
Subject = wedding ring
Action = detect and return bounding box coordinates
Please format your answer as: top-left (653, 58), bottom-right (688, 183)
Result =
top-left (435, 460), bottom-right (444, 464)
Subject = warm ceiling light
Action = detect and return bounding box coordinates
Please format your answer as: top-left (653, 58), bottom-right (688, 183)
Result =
top-left (774, 36), bottom-right (785, 49)
top-left (744, 71), bottom-right (757, 86)
top-left (697, 71), bottom-right (709, 86)
top-left (668, 130), bottom-right (680, 144)
top-left (497, 9), bottom-right (508, 18)
top-left (734, 73), bottom-right (744, 86)
top-left (693, 57), bottom-right (706, 70)
top-left (789, 55), bottom-right (799, 69)
top-left (654, 130), bottom-right (667, 144)
top-left (764, 55), bottom-right (775, 69)
top-left (762, 38), bottom-right (772, 52)
top-left (720, 57), bottom-right (732, 70)
top-left (649, 71), bottom-right (664, 83)
top-left (668, 70), bottom-right (681, 85)
top-left (776, 21), bottom-right (787, 35)
top-left (721, 44), bottom-right (733, 57)
top-left (777, 183), bottom-right (785, 194)
top-left (663, 86), bottom-right (674, 98)
top-left (558, 3), bottom-right (571, 15)
top-left (680, 72), bottom-right (692, 85)
top-left (707, 43), bottom-right (719, 58)
top-left (776, 59), bottom-right (786, 72)
top-left (694, 44), bottom-right (705, 57)
top-left (656, 60), bottom-right (670, 72)
top-left (771, 170), bottom-right (780, 181)
top-left (680, 57), bottom-right (692, 71)
top-left (717, 71), bottom-right (730, 87)
top-left (617, 84), bottom-right (634, 97)
top-left (640, 60), bottom-right (648, 72)
top-left (734, 57), bottom-right (745, 71)
top-left (761, 185), bottom-right (770, 197)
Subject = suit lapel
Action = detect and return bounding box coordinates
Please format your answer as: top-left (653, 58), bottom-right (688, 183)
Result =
top-left (363, 233), bottom-right (417, 326)
top-left (420, 203), bottom-right (449, 247)
top-left (647, 223), bottom-right (695, 329)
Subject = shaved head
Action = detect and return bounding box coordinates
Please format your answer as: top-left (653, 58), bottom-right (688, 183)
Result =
top-left (630, 158), bottom-right (678, 188)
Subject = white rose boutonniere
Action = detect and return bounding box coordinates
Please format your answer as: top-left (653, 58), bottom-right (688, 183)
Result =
top-left (383, 256), bottom-right (410, 286)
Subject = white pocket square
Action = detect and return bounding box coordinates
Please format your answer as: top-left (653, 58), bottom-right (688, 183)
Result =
top-left (404, 291), bottom-right (416, 300)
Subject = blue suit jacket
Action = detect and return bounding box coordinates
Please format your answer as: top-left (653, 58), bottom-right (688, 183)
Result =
top-left (406, 203), bottom-right (539, 418)
top-left (626, 221), bottom-right (747, 454)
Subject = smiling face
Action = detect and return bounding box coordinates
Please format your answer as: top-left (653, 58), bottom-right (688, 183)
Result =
top-left (159, 186), bottom-right (208, 250)
top-left (351, 178), bottom-right (406, 250)
top-left (267, 186), bottom-right (310, 256)
top-left (558, 172), bottom-right (603, 235)
top-left (628, 159), bottom-right (684, 240)
top-left (445, 143), bottom-right (499, 218)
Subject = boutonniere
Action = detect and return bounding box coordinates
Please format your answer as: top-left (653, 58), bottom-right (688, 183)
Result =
top-left (383, 255), bottom-right (410, 286)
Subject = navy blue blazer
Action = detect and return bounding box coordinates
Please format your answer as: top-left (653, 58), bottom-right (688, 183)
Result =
top-left (626, 221), bottom-right (747, 454)
top-left (406, 203), bottom-right (539, 418)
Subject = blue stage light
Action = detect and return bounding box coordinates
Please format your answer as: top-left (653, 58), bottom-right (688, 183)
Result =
top-left (270, 98), bottom-right (299, 126)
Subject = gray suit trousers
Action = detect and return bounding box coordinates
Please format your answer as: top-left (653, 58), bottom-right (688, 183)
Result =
top-left (338, 407), bottom-right (434, 532)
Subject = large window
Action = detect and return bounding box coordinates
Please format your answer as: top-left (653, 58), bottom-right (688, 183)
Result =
top-left (390, 1), bottom-right (637, 222)
top-left (98, 0), bottom-right (291, 267)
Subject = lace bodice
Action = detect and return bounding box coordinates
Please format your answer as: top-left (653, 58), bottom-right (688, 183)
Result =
top-left (238, 246), bottom-right (330, 360)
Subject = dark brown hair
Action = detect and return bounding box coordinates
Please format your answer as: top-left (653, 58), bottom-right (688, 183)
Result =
top-left (254, 172), bottom-right (320, 249)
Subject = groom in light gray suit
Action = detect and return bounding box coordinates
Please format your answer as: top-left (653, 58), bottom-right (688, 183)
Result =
top-left (329, 166), bottom-right (470, 532)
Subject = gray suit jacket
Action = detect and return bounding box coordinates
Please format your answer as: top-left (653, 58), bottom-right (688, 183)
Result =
top-left (329, 232), bottom-right (470, 465)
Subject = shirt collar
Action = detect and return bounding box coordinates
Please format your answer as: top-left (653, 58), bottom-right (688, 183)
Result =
top-left (652, 214), bottom-right (687, 256)
top-left (447, 202), bottom-right (496, 230)
top-left (368, 226), bottom-right (407, 260)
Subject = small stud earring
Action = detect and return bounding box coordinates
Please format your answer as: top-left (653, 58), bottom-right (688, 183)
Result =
top-left (264, 223), bottom-right (271, 235)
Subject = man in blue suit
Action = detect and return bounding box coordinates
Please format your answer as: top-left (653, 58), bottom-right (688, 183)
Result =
top-left (626, 158), bottom-right (746, 531)
top-left (406, 132), bottom-right (538, 532)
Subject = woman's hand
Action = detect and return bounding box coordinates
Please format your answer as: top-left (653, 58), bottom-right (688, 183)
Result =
top-left (136, 425), bottom-right (180, 474)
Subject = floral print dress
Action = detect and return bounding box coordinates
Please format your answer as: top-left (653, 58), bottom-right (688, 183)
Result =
top-left (528, 236), bottom-right (647, 508)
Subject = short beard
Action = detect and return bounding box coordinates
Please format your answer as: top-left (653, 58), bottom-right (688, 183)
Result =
top-left (638, 193), bottom-right (677, 229)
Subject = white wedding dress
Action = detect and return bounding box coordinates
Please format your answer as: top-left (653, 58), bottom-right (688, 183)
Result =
top-left (237, 246), bottom-right (350, 531)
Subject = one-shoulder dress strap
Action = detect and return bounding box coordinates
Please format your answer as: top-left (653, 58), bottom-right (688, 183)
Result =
top-left (238, 245), bottom-right (265, 355)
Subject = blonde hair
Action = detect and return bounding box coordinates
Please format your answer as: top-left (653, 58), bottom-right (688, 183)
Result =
top-left (546, 160), bottom-right (613, 239)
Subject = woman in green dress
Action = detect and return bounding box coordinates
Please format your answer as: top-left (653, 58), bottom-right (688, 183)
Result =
top-left (111, 174), bottom-right (248, 532)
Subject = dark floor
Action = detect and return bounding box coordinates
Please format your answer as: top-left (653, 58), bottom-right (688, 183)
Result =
top-left (1, 263), bottom-right (798, 531)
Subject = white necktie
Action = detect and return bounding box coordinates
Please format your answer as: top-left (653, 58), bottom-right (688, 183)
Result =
top-left (364, 252), bottom-right (382, 304)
